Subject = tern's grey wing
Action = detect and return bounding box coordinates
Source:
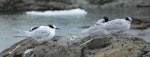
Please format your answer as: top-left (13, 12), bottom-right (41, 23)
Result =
top-left (95, 19), bottom-right (104, 25)
top-left (105, 21), bottom-right (123, 30)
top-left (105, 19), bottom-right (129, 33)
top-left (30, 31), bottom-right (50, 39)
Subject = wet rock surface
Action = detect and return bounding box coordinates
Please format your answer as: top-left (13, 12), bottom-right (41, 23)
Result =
top-left (131, 17), bottom-right (150, 29)
top-left (0, 0), bottom-right (150, 11)
top-left (0, 0), bottom-right (74, 11)
top-left (1, 33), bottom-right (150, 57)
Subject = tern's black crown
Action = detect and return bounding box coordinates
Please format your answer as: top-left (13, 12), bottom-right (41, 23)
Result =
top-left (48, 24), bottom-right (55, 29)
top-left (103, 16), bottom-right (109, 22)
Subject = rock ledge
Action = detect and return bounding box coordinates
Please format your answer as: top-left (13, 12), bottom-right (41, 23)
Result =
top-left (0, 34), bottom-right (150, 57)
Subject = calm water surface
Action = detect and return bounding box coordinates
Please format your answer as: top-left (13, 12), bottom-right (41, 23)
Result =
top-left (0, 8), bottom-right (150, 52)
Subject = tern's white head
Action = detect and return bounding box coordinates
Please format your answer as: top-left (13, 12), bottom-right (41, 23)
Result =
top-left (125, 17), bottom-right (132, 23)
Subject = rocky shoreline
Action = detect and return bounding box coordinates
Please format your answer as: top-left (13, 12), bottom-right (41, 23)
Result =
top-left (131, 17), bottom-right (150, 29)
top-left (0, 0), bottom-right (150, 12)
top-left (1, 33), bottom-right (150, 57)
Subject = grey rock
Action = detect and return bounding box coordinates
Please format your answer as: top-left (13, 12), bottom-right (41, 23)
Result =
top-left (0, 0), bottom-right (74, 11)
top-left (0, 0), bottom-right (150, 11)
top-left (1, 33), bottom-right (150, 57)
top-left (131, 17), bottom-right (150, 29)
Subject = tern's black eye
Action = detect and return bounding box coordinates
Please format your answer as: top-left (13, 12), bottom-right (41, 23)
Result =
top-left (125, 17), bottom-right (130, 21)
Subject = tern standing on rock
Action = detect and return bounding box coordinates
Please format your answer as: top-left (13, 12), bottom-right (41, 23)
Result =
top-left (104, 17), bottom-right (132, 33)
top-left (27, 24), bottom-right (58, 44)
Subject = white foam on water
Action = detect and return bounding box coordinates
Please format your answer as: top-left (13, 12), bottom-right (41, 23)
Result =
top-left (26, 8), bottom-right (88, 17)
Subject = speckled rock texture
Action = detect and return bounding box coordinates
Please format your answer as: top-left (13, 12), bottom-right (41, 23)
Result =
top-left (1, 34), bottom-right (150, 57)
top-left (131, 17), bottom-right (150, 29)
top-left (0, 0), bottom-right (150, 11)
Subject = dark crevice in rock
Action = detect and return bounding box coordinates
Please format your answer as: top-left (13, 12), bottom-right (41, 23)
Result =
top-left (87, 0), bottom-right (114, 5)
top-left (80, 47), bottom-right (86, 57)
top-left (14, 54), bottom-right (22, 57)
